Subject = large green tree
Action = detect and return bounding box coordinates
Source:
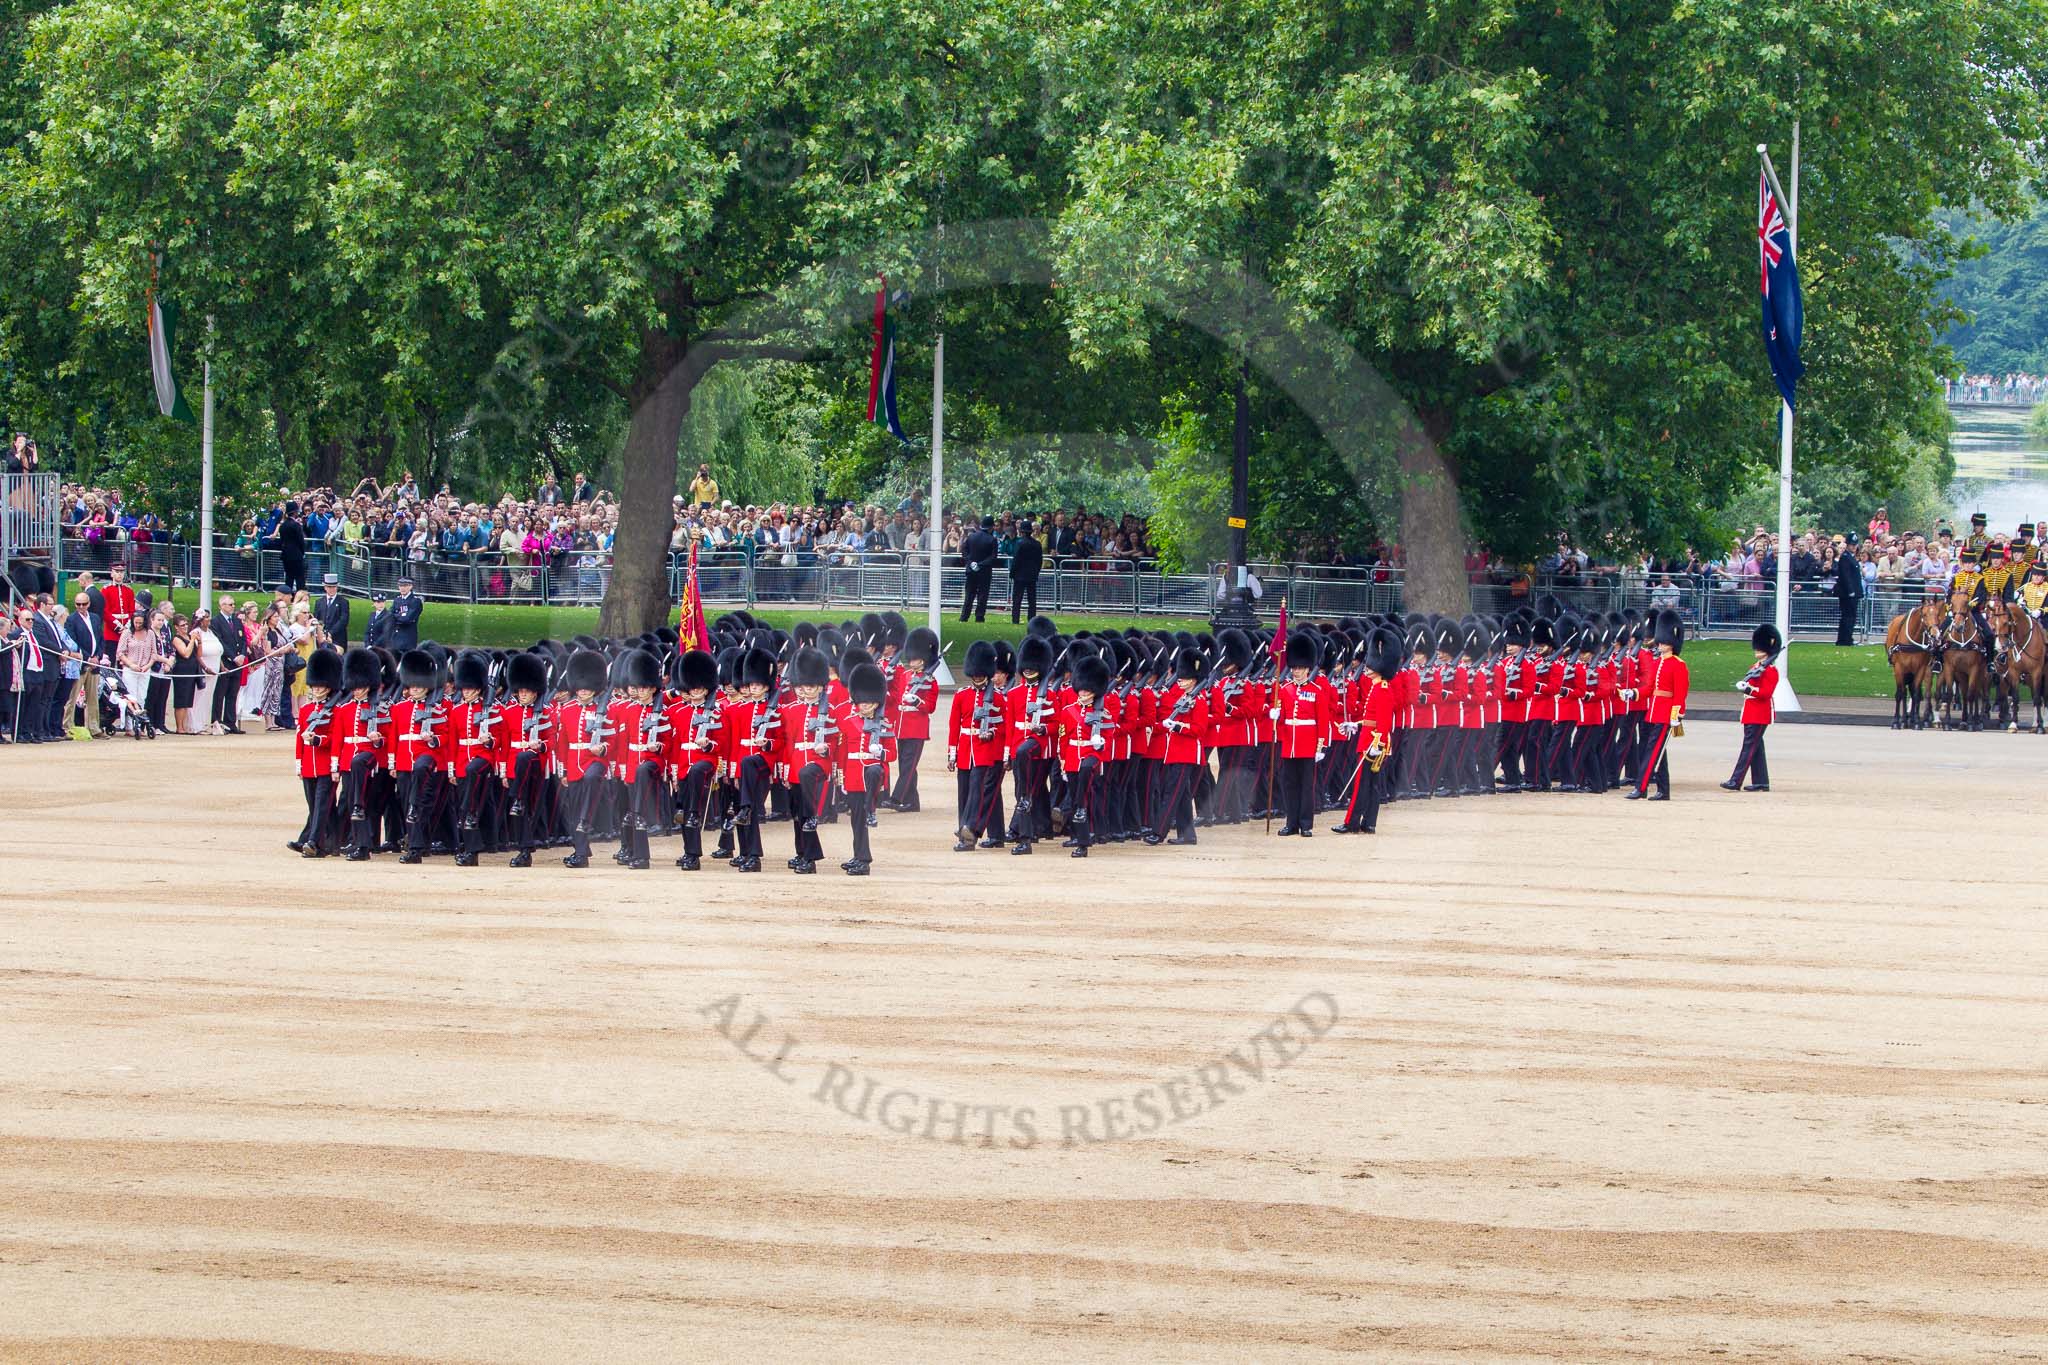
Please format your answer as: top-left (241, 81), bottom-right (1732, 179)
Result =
top-left (234, 0), bottom-right (1046, 633)
top-left (1046, 0), bottom-right (2048, 611)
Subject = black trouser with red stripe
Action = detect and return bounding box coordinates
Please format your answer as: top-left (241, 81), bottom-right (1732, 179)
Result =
top-left (845, 790), bottom-right (873, 864)
top-left (402, 757), bottom-right (442, 855)
top-left (1727, 722), bottom-right (1770, 788)
top-left (793, 762), bottom-right (828, 862)
top-left (299, 775), bottom-right (337, 853)
top-left (1278, 755), bottom-right (1318, 831)
top-left (1634, 721), bottom-right (1672, 797)
top-left (890, 737), bottom-right (924, 810)
top-left (1343, 751), bottom-right (1382, 832)
top-left (562, 765), bottom-right (606, 859)
top-left (507, 751), bottom-right (546, 852)
top-left (675, 758), bottom-right (716, 859)
top-left (1060, 757), bottom-right (1099, 847)
top-left (1151, 760), bottom-right (1199, 840)
top-left (961, 760), bottom-right (1006, 840)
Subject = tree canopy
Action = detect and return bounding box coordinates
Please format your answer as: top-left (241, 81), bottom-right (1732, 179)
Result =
top-left (4, 0), bottom-right (2044, 624)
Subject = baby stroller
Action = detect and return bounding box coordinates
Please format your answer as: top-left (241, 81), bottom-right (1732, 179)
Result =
top-left (98, 666), bottom-right (154, 740)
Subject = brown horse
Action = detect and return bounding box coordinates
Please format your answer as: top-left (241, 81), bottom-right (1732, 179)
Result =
top-left (1884, 598), bottom-right (1944, 729)
top-left (1936, 609), bottom-right (1991, 731)
top-left (1994, 602), bottom-right (2047, 733)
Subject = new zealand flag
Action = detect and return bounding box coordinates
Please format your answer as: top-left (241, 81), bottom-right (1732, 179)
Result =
top-left (1758, 168), bottom-right (1804, 408)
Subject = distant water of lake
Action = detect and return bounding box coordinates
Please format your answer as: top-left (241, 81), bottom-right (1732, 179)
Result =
top-left (1948, 405), bottom-right (2048, 529)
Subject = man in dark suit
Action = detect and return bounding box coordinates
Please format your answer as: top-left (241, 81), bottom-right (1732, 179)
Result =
top-left (958, 515), bottom-right (998, 623)
top-left (1009, 520), bottom-right (1043, 624)
top-left (63, 591), bottom-right (101, 735)
top-left (26, 599), bottom-right (65, 741)
top-left (272, 499), bottom-right (308, 594)
top-left (388, 577), bottom-right (424, 650)
top-left (314, 574), bottom-right (351, 646)
top-left (1833, 532), bottom-right (1865, 646)
top-left (213, 594), bottom-right (250, 733)
top-left (1046, 511), bottom-right (1080, 561)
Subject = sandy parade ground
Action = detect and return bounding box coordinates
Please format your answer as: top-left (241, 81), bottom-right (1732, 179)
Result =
top-left (2, 718), bottom-right (2046, 1363)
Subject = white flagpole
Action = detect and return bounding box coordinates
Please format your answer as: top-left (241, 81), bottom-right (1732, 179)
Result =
top-left (928, 332), bottom-right (953, 688)
top-left (1761, 127), bottom-right (1802, 713)
top-left (198, 314), bottom-right (216, 618)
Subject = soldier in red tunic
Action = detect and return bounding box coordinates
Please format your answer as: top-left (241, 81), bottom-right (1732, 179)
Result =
top-left (1147, 648), bottom-right (1208, 846)
top-left (608, 649), bottom-right (667, 870)
top-left (721, 645), bottom-right (780, 873)
top-left (837, 662), bottom-right (888, 875)
top-left (1721, 623), bottom-right (1780, 793)
top-left (289, 648), bottom-right (344, 857)
top-left (549, 649), bottom-right (613, 867)
top-left (496, 651), bottom-right (552, 867)
top-left (334, 647), bottom-right (387, 861)
top-left (1335, 627), bottom-right (1402, 834)
top-left (663, 649), bottom-right (722, 870)
top-left (439, 652), bottom-right (497, 866)
top-left (1005, 634), bottom-right (1058, 854)
top-left (389, 649), bottom-right (446, 865)
top-left (1627, 609), bottom-right (1689, 801)
top-left (776, 646), bottom-right (837, 874)
top-left (1055, 652), bottom-right (1116, 857)
top-left (1269, 634), bottom-right (1332, 837)
top-left (886, 627), bottom-right (939, 812)
top-left (951, 641), bottom-right (1008, 851)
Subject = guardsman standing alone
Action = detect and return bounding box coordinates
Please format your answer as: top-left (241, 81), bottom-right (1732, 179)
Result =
top-left (1269, 634), bottom-right (1332, 837)
top-left (1722, 623), bottom-right (1779, 793)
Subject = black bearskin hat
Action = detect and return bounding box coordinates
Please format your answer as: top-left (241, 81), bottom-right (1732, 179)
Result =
top-left (342, 646), bottom-right (382, 694)
top-left (565, 649), bottom-right (609, 694)
top-left (673, 649), bottom-right (716, 694)
top-left (1530, 618), bottom-right (1557, 650)
top-left (857, 612), bottom-right (886, 643)
top-left (1654, 608), bottom-right (1685, 655)
top-left (1026, 614), bottom-right (1058, 639)
top-left (903, 627), bottom-right (939, 666)
top-left (847, 662), bottom-right (887, 707)
top-left (1175, 649), bottom-right (1206, 682)
top-left (1365, 627), bottom-right (1404, 680)
top-left (507, 651), bottom-right (550, 697)
top-left (1074, 653), bottom-right (1112, 696)
top-left (449, 650), bottom-right (488, 694)
top-left (838, 645), bottom-right (874, 679)
top-left (622, 648), bottom-right (662, 691)
top-left (789, 647), bottom-right (831, 688)
top-left (1284, 634), bottom-right (1318, 670)
top-left (1217, 628), bottom-right (1253, 673)
top-left (1504, 616), bottom-right (1531, 648)
top-left (399, 648), bottom-right (440, 691)
top-left (792, 621), bottom-right (819, 647)
top-left (992, 639), bottom-right (1015, 677)
top-left (741, 646), bottom-right (778, 690)
top-left (964, 639), bottom-right (996, 679)
top-left (1018, 634), bottom-right (1054, 677)
top-left (305, 647), bottom-right (344, 694)
top-left (1751, 623), bottom-right (1782, 654)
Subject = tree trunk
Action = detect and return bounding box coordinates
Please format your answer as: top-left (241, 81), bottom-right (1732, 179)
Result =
top-left (600, 327), bottom-right (698, 637)
top-left (1397, 405), bottom-right (1465, 616)
top-left (310, 436), bottom-right (345, 491)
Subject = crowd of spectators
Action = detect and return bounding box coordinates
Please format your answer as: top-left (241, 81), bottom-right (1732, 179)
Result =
top-left (46, 458), bottom-right (1161, 598)
top-left (2, 567), bottom-right (335, 745)
top-left (1943, 373), bottom-right (2048, 405)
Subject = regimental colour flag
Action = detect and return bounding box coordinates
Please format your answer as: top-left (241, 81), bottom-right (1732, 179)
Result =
top-left (1758, 167), bottom-right (1804, 409)
top-left (146, 250), bottom-right (195, 424)
top-left (866, 278), bottom-right (910, 444)
top-left (676, 538), bottom-right (710, 654)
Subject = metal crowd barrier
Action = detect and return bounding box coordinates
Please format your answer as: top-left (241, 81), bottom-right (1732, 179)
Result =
top-left (43, 529), bottom-right (1941, 639)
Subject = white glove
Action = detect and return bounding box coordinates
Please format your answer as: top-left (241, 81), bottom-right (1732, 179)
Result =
top-left (1089, 734), bottom-right (1104, 748)
top-left (1267, 706), bottom-right (1280, 720)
